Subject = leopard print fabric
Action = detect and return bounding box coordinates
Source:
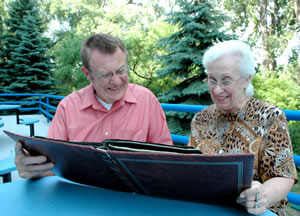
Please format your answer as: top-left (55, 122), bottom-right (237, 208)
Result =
top-left (188, 98), bottom-right (298, 216)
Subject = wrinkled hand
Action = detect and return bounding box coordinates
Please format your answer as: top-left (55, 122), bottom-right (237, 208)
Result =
top-left (14, 141), bottom-right (54, 179)
top-left (236, 181), bottom-right (268, 215)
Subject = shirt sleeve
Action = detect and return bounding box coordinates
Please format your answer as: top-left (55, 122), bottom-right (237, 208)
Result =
top-left (147, 97), bottom-right (173, 145)
top-left (259, 111), bottom-right (298, 184)
top-left (47, 101), bottom-right (68, 140)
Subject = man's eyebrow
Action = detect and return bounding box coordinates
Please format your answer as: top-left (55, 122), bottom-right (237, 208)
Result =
top-left (96, 64), bottom-right (127, 74)
top-left (117, 64), bottom-right (127, 70)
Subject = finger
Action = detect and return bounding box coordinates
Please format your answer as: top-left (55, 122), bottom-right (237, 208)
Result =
top-left (244, 200), bottom-right (258, 209)
top-left (14, 141), bottom-right (24, 156)
top-left (19, 155), bottom-right (49, 166)
top-left (239, 181), bottom-right (262, 198)
top-left (244, 199), bottom-right (268, 209)
top-left (17, 162), bottom-right (54, 179)
top-left (246, 203), bottom-right (268, 215)
top-left (19, 169), bottom-right (51, 179)
top-left (236, 197), bottom-right (246, 206)
top-left (251, 181), bottom-right (262, 191)
top-left (18, 162), bottom-right (54, 172)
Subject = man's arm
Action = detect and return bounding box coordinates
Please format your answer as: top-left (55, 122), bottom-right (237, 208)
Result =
top-left (47, 101), bottom-right (68, 140)
top-left (147, 97), bottom-right (173, 145)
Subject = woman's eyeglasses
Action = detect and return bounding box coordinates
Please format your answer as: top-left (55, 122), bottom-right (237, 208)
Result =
top-left (203, 77), bottom-right (243, 89)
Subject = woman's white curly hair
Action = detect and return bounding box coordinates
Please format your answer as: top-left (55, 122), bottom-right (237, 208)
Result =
top-left (202, 40), bottom-right (256, 97)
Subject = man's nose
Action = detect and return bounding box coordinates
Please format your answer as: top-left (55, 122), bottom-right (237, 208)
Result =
top-left (110, 73), bottom-right (122, 84)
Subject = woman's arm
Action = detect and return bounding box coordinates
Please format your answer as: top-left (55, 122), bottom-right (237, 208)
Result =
top-left (237, 177), bottom-right (295, 215)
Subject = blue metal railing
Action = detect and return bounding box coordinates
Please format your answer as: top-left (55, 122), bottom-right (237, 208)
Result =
top-left (161, 103), bottom-right (300, 144)
top-left (0, 93), bottom-right (299, 205)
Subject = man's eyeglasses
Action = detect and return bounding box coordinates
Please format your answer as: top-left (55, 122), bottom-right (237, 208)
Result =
top-left (90, 65), bottom-right (129, 82)
top-left (203, 77), bottom-right (243, 89)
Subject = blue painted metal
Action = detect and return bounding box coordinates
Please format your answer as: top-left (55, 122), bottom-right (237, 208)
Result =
top-left (161, 103), bottom-right (300, 121)
top-left (294, 155), bottom-right (300, 167)
top-left (287, 192), bottom-right (300, 206)
top-left (0, 152), bottom-right (16, 183)
top-left (171, 134), bottom-right (189, 145)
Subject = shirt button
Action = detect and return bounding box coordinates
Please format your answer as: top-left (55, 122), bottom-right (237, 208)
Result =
top-left (105, 132), bottom-right (109, 135)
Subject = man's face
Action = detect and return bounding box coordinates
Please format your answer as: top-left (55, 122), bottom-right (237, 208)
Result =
top-left (82, 48), bottom-right (129, 104)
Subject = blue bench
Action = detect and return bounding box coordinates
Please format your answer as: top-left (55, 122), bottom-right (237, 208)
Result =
top-left (18, 118), bottom-right (39, 137)
top-left (0, 152), bottom-right (17, 183)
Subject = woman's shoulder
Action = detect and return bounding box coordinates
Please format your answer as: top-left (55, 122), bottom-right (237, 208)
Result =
top-left (246, 98), bottom-right (285, 120)
top-left (192, 104), bottom-right (217, 125)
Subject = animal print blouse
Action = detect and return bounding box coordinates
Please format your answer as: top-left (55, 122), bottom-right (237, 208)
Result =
top-left (188, 98), bottom-right (298, 216)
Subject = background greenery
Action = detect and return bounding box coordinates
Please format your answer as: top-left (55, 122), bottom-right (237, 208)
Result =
top-left (0, 1), bottom-right (299, 214)
top-left (0, 0), bottom-right (299, 154)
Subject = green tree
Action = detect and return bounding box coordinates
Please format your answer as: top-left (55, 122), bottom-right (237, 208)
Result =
top-left (49, 1), bottom-right (178, 96)
top-left (0, 0), bottom-right (57, 96)
top-left (51, 31), bottom-right (87, 95)
top-left (253, 74), bottom-right (300, 110)
top-left (156, 0), bottom-right (232, 136)
top-left (0, 0), bottom-right (8, 36)
top-left (219, 0), bottom-right (296, 75)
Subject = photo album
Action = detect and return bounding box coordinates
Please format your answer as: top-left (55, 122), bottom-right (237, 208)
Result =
top-left (4, 130), bottom-right (254, 205)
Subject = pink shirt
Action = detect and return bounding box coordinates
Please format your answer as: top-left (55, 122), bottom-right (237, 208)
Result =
top-left (48, 84), bottom-right (173, 145)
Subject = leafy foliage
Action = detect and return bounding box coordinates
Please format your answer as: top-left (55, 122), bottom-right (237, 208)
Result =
top-left (51, 32), bottom-right (87, 95)
top-left (288, 121), bottom-right (300, 156)
top-left (253, 72), bottom-right (300, 155)
top-left (218, 0), bottom-right (297, 75)
top-left (49, 1), bottom-right (178, 96)
top-left (253, 73), bottom-right (300, 110)
top-left (0, 0), bottom-right (57, 97)
top-left (156, 0), bottom-right (232, 136)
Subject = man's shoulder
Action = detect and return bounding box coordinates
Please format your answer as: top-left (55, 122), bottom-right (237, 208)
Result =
top-left (128, 83), bottom-right (156, 98)
top-left (59, 85), bottom-right (92, 105)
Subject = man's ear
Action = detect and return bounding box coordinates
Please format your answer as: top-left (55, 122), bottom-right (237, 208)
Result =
top-left (82, 67), bottom-right (92, 82)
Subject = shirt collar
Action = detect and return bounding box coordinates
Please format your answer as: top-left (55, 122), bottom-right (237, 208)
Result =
top-left (80, 83), bottom-right (137, 110)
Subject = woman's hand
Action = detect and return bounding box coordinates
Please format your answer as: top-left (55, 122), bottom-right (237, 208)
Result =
top-left (236, 181), bottom-right (268, 215)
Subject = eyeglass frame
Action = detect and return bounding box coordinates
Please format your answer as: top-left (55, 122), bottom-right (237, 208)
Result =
top-left (203, 76), bottom-right (244, 89)
top-left (89, 64), bottom-right (130, 82)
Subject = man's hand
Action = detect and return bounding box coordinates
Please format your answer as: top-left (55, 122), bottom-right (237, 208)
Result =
top-left (14, 142), bottom-right (54, 179)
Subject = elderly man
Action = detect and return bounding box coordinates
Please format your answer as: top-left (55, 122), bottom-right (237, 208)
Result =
top-left (15, 33), bottom-right (172, 179)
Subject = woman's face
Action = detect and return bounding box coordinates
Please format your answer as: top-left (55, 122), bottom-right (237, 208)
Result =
top-left (206, 54), bottom-right (249, 113)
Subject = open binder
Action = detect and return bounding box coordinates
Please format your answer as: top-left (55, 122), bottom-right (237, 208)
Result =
top-left (4, 130), bottom-right (254, 205)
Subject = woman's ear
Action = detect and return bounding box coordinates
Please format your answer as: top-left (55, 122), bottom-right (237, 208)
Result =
top-left (243, 75), bottom-right (251, 87)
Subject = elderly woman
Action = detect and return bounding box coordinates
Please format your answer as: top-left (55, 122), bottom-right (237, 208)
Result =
top-left (188, 40), bottom-right (298, 216)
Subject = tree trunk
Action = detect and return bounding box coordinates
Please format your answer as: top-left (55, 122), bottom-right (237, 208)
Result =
top-left (295, 0), bottom-right (300, 24)
top-left (258, 0), bottom-right (277, 74)
top-left (295, 0), bottom-right (300, 82)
